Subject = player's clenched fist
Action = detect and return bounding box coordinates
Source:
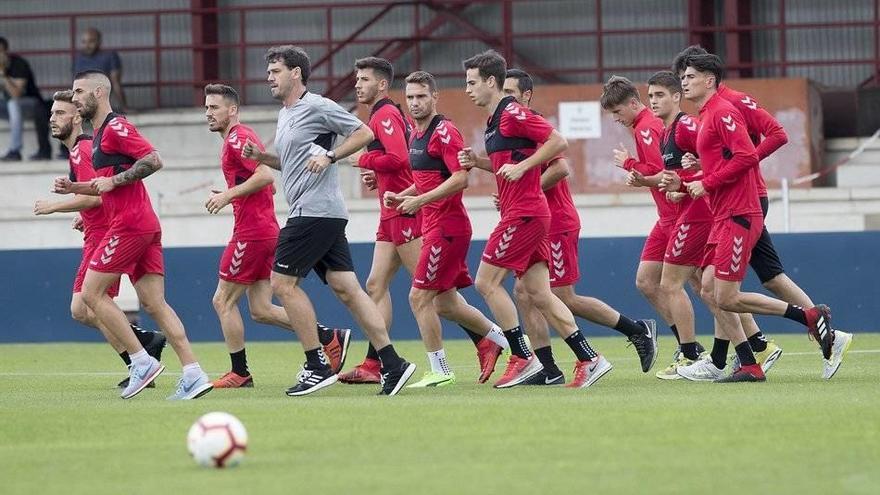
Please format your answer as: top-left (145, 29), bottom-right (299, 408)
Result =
top-left (241, 139), bottom-right (260, 161)
top-left (457, 147), bottom-right (477, 170)
top-left (91, 177), bottom-right (115, 193)
top-left (53, 176), bottom-right (73, 194)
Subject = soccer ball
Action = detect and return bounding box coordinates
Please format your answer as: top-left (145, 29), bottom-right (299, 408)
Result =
top-left (187, 412), bottom-right (248, 468)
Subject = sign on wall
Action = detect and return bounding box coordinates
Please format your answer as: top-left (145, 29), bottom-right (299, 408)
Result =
top-left (558, 101), bottom-right (602, 139)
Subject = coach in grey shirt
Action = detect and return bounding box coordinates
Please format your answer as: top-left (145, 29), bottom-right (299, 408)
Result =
top-left (241, 45), bottom-right (416, 397)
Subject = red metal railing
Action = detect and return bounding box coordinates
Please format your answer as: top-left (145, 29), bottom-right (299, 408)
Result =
top-left (1, 0), bottom-right (878, 108)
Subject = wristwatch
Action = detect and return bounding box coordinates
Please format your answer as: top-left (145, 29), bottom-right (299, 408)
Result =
top-left (325, 149), bottom-right (337, 163)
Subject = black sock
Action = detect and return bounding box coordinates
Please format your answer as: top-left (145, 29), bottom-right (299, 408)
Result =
top-left (119, 351), bottom-right (131, 366)
top-left (680, 342), bottom-right (700, 360)
top-left (129, 324), bottom-right (155, 347)
top-left (734, 342), bottom-right (757, 366)
top-left (376, 344), bottom-right (404, 369)
top-left (365, 343), bottom-right (379, 361)
top-left (783, 304), bottom-right (807, 325)
top-left (316, 323), bottom-right (334, 346)
top-left (459, 324), bottom-right (483, 346)
top-left (710, 338), bottom-right (729, 369)
top-left (503, 326), bottom-right (531, 358)
top-left (669, 324), bottom-right (681, 345)
top-left (747, 331), bottom-right (768, 353)
top-left (564, 330), bottom-right (599, 362)
top-left (534, 346), bottom-right (562, 376)
top-left (613, 315), bottom-right (643, 338)
top-left (304, 347), bottom-right (330, 370)
top-left (230, 349), bottom-right (249, 376)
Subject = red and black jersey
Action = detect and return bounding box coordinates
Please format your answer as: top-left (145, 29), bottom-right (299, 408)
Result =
top-left (661, 113), bottom-right (712, 222)
top-left (221, 124), bottom-right (279, 240)
top-left (409, 115), bottom-right (471, 237)
top-left (91, 113), bottom-right (161, 234)
top-left (358, 97), bottom-right (414, 220)
top-left (484, 95), bottom-right (552, 220)
top-left (67, 134), bottom-right (109, 239)
top-left (623, 107), bottom-right (678, 224)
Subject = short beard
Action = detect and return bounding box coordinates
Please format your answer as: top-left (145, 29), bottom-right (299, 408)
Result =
top-left (78, 95), bottom-right (98, 120)
top-left (52, 122), bottom-right (73, 140)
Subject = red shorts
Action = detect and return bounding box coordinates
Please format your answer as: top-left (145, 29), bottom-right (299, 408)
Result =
top-left (663, 220), bottom-right (713, 267)
top-left (412, 234), bottom-right (473, 291)
top-left (376, 215), bottom-right (422, 245)
top-left (219, 237), bottom-right (277, 284)
top-left (703, 214), bottom-right (764, 282)
top-left (640, 221), bottom-right (674, 262)
top-left (89, 231), bottom-right (164, 284)
top-left (482, 216), bottom-right (551, 278)
top-left (549, 230), bottom-right (580, 287)
top-left (74, 237), bottom-right (120, 297)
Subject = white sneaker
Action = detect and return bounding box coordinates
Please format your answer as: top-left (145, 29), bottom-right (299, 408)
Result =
top-left (676, 356), bottom-right (725, 381)
top-left (822, 331), bottom-right (853, 380)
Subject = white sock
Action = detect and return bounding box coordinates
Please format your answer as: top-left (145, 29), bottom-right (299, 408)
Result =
top-left (486, 324), bottom-right (509, 349)
top-left (427, 349), bottom-right (452, 375)
top-left (182, 362), bottom-right (203, 381)
top-left (130, 349), bottom-right (150, 365)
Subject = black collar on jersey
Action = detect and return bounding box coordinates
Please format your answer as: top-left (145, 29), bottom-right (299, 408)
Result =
top-left (661, 111), bottom-right (688, 170)
top-left (488, 95), bottom-right (518, 127)
top-left (74, 133), bottom-right (92, 145)
top-left (409, 114), bottom-right (450, 176)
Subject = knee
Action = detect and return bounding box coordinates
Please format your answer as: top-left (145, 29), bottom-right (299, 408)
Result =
top-left (658, 280), bottom-right (680, 297)
top-left (364, 277), bottom-right (385, 298)
top-left (249, 307), bottom-right (272, 325)
top-left (70, 301), bottom-right (89, 324)
top-left (636, 277), bottom-right (656, 298)
top-left (761, 274), bottom-right (783, 292)
top-left (212, 293), bottom-right (233, 315)
top-left (139, 297), bottom-right (165, 317)
top-left (270, 276), bottom-right (292, 299)
top-left (329, 280), bottom-right (357, 306)
top-left (513, 282), bottom-right (529, 304)
top-left (409, 289), bottom-right (433, 312)
top-left (474, 276), bottom-right (496, 299)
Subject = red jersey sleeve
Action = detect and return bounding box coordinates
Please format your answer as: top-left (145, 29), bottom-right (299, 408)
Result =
top-left (734, 95), bottom-right (788, 160)
top-left (675, 115), bottom-right (699, 154)
top-left (427, 120), bottom-right (465, 173)
top-left (229, 127), bottom-right (265, 173)
top-left (624, 125), bottom-right (664, 175)
top-left (358, 105), bottom-right (410, 173)
top-left (71, 142), bottom-right (96, 182)
top-left (498, 101), bottom-right (554, 144)
top-left (101, 117), bottom-right (155, 161)
top-left (702, 109), bottom-right (760, 192)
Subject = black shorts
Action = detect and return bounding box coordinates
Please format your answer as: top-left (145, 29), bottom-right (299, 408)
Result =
top-left (749, 196), bottom-right (785, 283)
top-left (273, 217), bottom-right (355, 283)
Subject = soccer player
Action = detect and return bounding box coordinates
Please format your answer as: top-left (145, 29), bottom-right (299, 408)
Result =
top-left (338, 57), bottom-right (422, 384)
top-left (674, 54), bottom-right (836, 382)
top-left (672, 46), bottom-right (852, 379)
top-left (56, 70), bottom-right (212, 400)
top-left (383, 70), bottom-right (507, 387)
top-left (35, 89), bottom-right (165, 388)
top-left (201, 83), bottom-right (350, 388)
top-left (458, 50), bottom-right (611, 389)
top-left (502, 69), bottom-right (657, 384)
top-left (240, 45), bottom-right (415, 396)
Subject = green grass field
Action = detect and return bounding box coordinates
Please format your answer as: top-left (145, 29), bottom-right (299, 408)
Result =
top-left (2, 334), bottom-right (878, 495)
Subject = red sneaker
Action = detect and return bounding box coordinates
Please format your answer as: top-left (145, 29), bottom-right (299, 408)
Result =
top-left (493, 354), bottom-right (542, 388)
top-left (338, 358), bottom-right (381, 384)
top-left (566, 356), bottom-right (613, 389)
top-left (323, 328), bottom-right (352, 374)
top-left (804, 304), bottom-right (834, 360)
top-left (212, 371), bottom-right (254, 388)
top-left (715, 363), bottom-right (766, 382)
top-left (476, 338), bottom-right (503, 383)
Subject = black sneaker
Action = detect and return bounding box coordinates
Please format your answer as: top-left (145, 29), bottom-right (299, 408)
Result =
top-left (378, 361), bottom-right (417, 396)
top-left (285, 364), bottom-right (337, 396)
top-left (140, 328), bottom-right (166, 361)
top-left (521, 369), bottom-right (565, 386)
top-left (1, 150), bottom-right (22, 162)
top-left (627, 319), bottom-right (659, 373)
top-left (117, 375), bottom-right (156, 389)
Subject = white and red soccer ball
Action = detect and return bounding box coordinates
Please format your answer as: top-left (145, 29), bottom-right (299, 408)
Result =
top-left (187, 412), bottom-right (248, 468)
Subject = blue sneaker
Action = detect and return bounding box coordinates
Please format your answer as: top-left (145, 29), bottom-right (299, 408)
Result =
top-left (120, 357), bottom-right (165, 399)
top-left (167, 372), bottom-right (213, 400)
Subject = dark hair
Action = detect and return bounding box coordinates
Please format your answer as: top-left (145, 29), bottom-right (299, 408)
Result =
top-left (0, 37), bottom-right (8, 50)
top-left (684, 53), bottom-right (724, 87)
top-left (265, 45), bottom-right (311, 84)
top-left (600, 75), bottom-right (640, 109)
top-left (672, 44), bottom-right (709, 75)
top-left (647, 70), bottom-right (682, 95)
top-left (462, 50), bottom-right (507, 86)
top-left (355, 56), bottom-right (394, 83)
top-left (505, 69), bottom-right (533, 93)
top-left (74, 69), bottom-right (109, 80)
top-left (52, 90), bottom-right (75, 103)
top-left (204, 83), bottom-right (240, 106)
top-left (405, 70), bottom-right (437, 93)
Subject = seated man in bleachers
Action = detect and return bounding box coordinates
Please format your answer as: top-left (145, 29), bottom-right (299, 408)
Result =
top-left (74, 28), bottom-right (129, 113)
top-left (0, 36), bottom-right (52, 161)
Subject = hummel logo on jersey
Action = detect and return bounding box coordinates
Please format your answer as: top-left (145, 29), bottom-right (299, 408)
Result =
top-left (640, 129), bottom-right (653, 145)
top-left (100, 235), bottom-right (120, 264)
top-left (381, 118), bottom-right (394, 135)
top-left (731, 236), bottom-right (743, 272)
top-left (550, 241), bottom-right (565, 279)
top-left (721, 114), bottom-right (737, 132)
top-left (229, 243), bottom-right (246, 276)
top-left (229, 131), bottom-right (242, 150)
top-left (740, 96), bottom-right (758, 110)
top-left (505, 103), bottom-right (527, 121)
top-left (437, 123), bottom-right (451, 144)
top-left (401, 227), bottom-right (413, 242)
top-left (70, 146), bottom-right (82, 165)
top-left (681, 116), bottom-right (697, 132)
top-left (109, 118), bottom-right (130, 138)
top-left (670, 224), bottom-right (689, 257)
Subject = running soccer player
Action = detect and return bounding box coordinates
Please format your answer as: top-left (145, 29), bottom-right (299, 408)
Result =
top-left (502, 69), bottom-right (657, 384)
top-left (674, 54), bottom-right (835, 382)
top-left (36, 89), bottom-right (165, 388)
top-left (57, 70), bottom-right (212, 400)
top-left (240, 46), bottom-right (415, 396)
top-left (201, 83), bottom-right (350, 388)
top-left (383, 70), bottom-right (507, 387)
top-left (459, 50), bottom-right (611, 389)
top-left (672, 46), bottom-right (852, 378)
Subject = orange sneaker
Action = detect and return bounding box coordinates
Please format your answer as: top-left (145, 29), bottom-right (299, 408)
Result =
top-left (566, 356), bottom-right (612, 389)
top-left (493, 354), bottom-right (542, 388)
top-left (476, 338), bottom-right (503, 383)
top-left (212, 371), bottom-right (254, 388)
top-left (322, 328), bottom-right (352, 374)
top-left (338, 358), bottom-right (381, 384)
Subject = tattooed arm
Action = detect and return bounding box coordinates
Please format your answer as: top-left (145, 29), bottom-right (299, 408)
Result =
top-left (91, 151), bottom-right (163, 193)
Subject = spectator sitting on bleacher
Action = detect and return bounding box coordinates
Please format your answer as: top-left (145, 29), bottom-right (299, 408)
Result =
top-left (74, 28), bottom-right (129, 113)
top-left (0, 36), bottom-right (52, 161)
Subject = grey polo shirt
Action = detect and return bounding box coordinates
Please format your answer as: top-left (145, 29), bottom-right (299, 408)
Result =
top-left (275, 92), bottom-right (364, 220)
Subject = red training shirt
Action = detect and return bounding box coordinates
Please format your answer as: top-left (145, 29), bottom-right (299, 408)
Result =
top-left (221, 124), bottom-right (279, 240)
top-left (358, 98), bottom-right (414, 221)
top-left (623, 107), bottom-right (678, 225)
